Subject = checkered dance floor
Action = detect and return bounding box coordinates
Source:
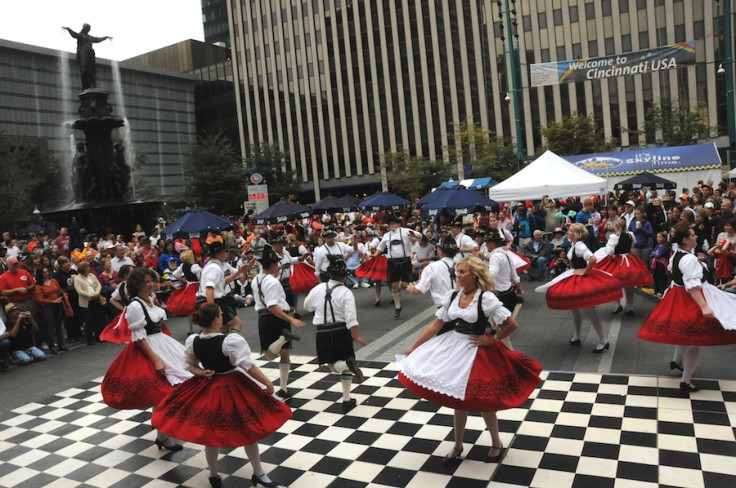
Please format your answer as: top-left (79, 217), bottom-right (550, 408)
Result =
top-left (1, 355), bottom-right (735, 487)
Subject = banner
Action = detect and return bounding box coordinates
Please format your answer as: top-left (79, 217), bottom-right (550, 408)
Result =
top-left (530, 41), bottom-right (696, 87)
top-left (563, 143), bottom-right (722, 177)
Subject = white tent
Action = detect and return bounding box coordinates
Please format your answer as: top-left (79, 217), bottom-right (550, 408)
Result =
top-left (488, 150), bottom-right (607, 201)
top-left (729, 167), bottom-right (736, 178)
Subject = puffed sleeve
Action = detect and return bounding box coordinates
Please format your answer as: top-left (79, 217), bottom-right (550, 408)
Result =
top-left (172, 265), bottom-right (184, 280)
top-left (574, 241), bottom-right (593, 262)
top-left (183, 334), bottom-right (200, 369)
top-left (125, 300), bottom-right (148, 342)
top-left (191, 264), bottom-right (202, 279)
top-left (680, 253), bottom-right (704, 291)
top-left (604, 234), bottom-right (619, 257)
top-left (223, 334), bottom-right (255, 371)
top-left (436, 290), bottom-right (457, 322)
top-left (481, 291), bottom-right (512, 325)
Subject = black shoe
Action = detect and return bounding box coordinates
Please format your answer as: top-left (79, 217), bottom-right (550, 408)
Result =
top-left (293, 312), bottom-right (302, 319)
top-left (281, 328), bottom-right (301, 341)
top-left (251, 473), bottom-right (279, 487)
top-left (442, 446), bottom-right (463, 466)
top-left (48, 344), bottom-right (58, 355)
top-left (670, 361), bottom-right (684, 372)
top-left (611, 305), bottom-right (623, 315)
top-left (154, 438), bottom-right (183, 452)
top-left (592, 342), bottom-right (610, 353)
top-left (680, 382), bottom-right (700, 393)
top-left (341, 398), bottom-right (357, 413)
top-left (373, 300), bottom-right (381, 307)
top-left (394, 307), bottom-right (402, 319)
top-left (484, 446), bottom-right (506, 463)
top-left (87, 339), bottom-right (95, 346)
top-left (58, 345), bottom-right (69, 352)
top-left (208, 475), bottom-right (222, 487)
top-left (625, 309), bottom-right (634, 316)
top-left (276, 389), bottom-right (292, 399)
top-left (569, 339), bottom-right (581, 346)
top-left (346, 357), bottom-right (365, 383)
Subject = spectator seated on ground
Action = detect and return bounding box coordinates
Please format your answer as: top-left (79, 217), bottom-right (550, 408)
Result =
top-left (0, 313), bottom-right (20, 369)
top-left (5, 303), bottom-right (44, 366)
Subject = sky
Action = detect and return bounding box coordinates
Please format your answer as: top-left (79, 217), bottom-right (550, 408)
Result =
top-left (1, 0), bottom-right (205, 61)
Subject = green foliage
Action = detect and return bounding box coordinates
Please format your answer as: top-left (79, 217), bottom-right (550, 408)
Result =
top-left (381, 149), bottom-right (453, 201)
top-left (243, 142), bottom-right (300, 203)
top-left (541, 113), bottom-right (618, 156)
top-left (182, 131), bottom-right (247, 213)
top-left (643, 99), bottom-right (709, 147)
top-left (0, 133), bottom-right (64, 230)
top-left (443, 117), bottom-right (518, 181)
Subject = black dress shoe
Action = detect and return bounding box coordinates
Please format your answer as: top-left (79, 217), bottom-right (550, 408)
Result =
top-left (276, 389), bottom-right (292, 399)
top-left (611, 305), bottom-right (623, 315)
top-left (281, 328), bottom-right (301, 341)
top-left (394, 307), bottom-right (402, 319)
top-left (670, 361), bottom-right (684, 372)
top-left (58, 345), bottom-right (69, 352)
top-left (680, 382), bottom-right (700, 393)
top-left (569, 339), bottom-right (581, 346)
top-left (251, 473), bottom-right (279, 487)
top-left (293, 312), bottom-right (302, 319)
top-left (342, 398), bottom-right (357, 413)
top-left (442, 446), bottom-right (463, 465)
top-left (592, 342), bottom-right (610, 353)
top-left (346, 357), bottom-right (365, 383)
top-left (208, 475), bottom-right (222, 487)
top-left (154, 438), bottom-right (183, 451)
top-left (373, 300), bottom-right (381, 307)
top-left (484, 446), bottom-right (506, 463)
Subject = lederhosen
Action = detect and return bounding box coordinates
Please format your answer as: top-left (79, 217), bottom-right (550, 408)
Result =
top-left (255, 275), bottom-right (293, 352)
top-left (314, 283), bottom-right (354, 364)
top-left (134, 297), bottom-right (164, 336)
top-left (278, 254), bottom-right (295, 307)
top-left (439, 290), bottom-right (488, 336)
top-left (193, 335), bottom-right (236, 374)
top-left (387, 229), bottom-right (413, 283)
top-left (215, 263), bottom-right (238, 324)
top-left (494, 253), bottom-right (520, 314)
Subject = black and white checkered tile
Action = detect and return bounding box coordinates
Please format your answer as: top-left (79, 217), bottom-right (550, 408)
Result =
top-left (1, 356), bottom-right (735, 487)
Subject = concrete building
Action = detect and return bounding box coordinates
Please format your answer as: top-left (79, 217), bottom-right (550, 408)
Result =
top-left (0, 38), bottom-right (196, 199)
top-left (216, 0), bottom-right (734, 201)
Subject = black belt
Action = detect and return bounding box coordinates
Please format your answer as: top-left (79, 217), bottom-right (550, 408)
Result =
top-left (496, 288), bottom-right (515, 296)
top-left (258, 309), bottom-right (289, 316)
top-left (316, 322), bottom-right (346, 333)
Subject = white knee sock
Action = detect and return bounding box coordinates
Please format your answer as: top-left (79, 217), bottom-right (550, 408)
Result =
top-left (681, 346), bottom-right (701, 384)
top-left (333, 360), bottom-right (349, 374)
top-left (268, 335), bottom-right (287, 356)
top-left (279, 361), bottom-right (290, 391)
top-left (244, 443), bottom-right (270, 482)
top-left (392, 291), bottom-right (401, 309)
top-left (205, 446), bottom-right (219, 477)
top-left (340, 373), bottom-right (353, 401)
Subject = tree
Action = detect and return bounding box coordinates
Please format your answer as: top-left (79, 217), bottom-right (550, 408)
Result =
top-left (643, 99), bottom-right (709, 147)
top-left (443, 117), bottom-right (518, 181)
top-left (541, 113), bottom-right (617, 156)
top-left (0, 133), bottom-right (64, 230)
top-left (182, 131), bottom-right (247, 213)
top-left (381, 148), bottom-right (453, 201)
top-left (243, 142), bottom-right (300, 202)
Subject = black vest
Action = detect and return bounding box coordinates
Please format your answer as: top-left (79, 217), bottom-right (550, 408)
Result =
top-left (448, 290), bottom-right (487, 335)
top-left (134, 298), bottom-right (163, 335)
top-left (570, 245), bottom-right (587, 269)
top-left (193, 335), bottom-right (233, 373)
top-left (614, 232), bottom-right (633, 255)
top-left (672, 250), bottom-right (705, 287)
top-left (182, 263), bottom-right (198, 282)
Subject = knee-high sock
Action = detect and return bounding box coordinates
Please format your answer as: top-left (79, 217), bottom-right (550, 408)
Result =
top-left (279, 360), bottom-right (290, 391)
top-left (340, 373), bottom-right (353, 401)
top-left (392, 291), bottom-right (401, 309)
top-left (624, 288), bottom-right (635, 310)
top-left (267, 335), bottom-right (287, 356)
top-left (584, 307), bottom-right (607, 344)
top-left (205, 446), bottom-right (219, 477)
top-left (673, 345), bottom-right (686, 365)
top-left (681, 346), bottom-right (701, 384)
top-left (244, 443), bottom-right (268, 479)
top-left (570, 309), bottom-right (582, 341)
top-left (333, 360), bottom-right (349, 374)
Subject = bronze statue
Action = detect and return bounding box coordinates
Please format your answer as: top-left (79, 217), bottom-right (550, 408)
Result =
top-left (63, 24), bottom-right (112, 90)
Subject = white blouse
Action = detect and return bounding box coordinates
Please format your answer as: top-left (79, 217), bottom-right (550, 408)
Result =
top-left (436, 289), bottom-right (511, 326)
top-left (126, 297), bottom-right (167, 342)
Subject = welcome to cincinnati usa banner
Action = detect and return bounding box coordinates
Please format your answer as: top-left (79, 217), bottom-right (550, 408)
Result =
top-left (530, 40), bottom-right (696, 87)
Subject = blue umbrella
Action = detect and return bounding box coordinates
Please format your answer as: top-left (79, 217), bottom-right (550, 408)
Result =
top-left (417, 186), bottom-right (498, 218)
top-left (335, 195), bottom-right (361, 211)
top-left (359, 191), bottom-right (410, 211)
top-left (161, 209), bottom-right (234, 237)
top-left (254, 200), bottom-right (311, 224)
top-left (311, 195), bottom-right (343, 212)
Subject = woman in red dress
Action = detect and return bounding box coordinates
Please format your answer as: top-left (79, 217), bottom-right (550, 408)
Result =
top-left (152, 303), bottom-right (291, 488)
top-left (639, 227), bottom-right (736, 393)
top-left (595, 218), bottom-right (654, 315)
top-left (536, 223), bottom-right (622, 352)
top-left (398, 257), bottom-right (541, 465)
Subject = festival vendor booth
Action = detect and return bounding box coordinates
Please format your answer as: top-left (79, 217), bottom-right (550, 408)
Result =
top-left (564, 143), bottom-right (723, 192)
top-left (488, 150), bottom-right (607, 201)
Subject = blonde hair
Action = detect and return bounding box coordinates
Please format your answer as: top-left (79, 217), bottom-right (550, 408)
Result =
top-left (457, 256), bottom-right (495, 291)
top-left (614, 218), bottom-right (627, 231)
top-left (179, 249), bottom-right (195, 264)
top-left (569, 223), bottom-right (588, 240)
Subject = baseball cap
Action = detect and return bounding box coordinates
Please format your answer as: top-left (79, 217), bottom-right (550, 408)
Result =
top-left (4, 303), bottom-right (18, 313)
top-left (6, 256), bottom-right (18, 265)
top-left (625, 200), bottom-right (636, 206)
top-left (705, 202), bottom-right (715, 209)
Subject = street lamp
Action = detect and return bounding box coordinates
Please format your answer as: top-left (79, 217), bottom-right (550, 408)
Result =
top-left (504, 92), bottom-right (511, 102)
top-left (498, 0), bottom-right (524, 171)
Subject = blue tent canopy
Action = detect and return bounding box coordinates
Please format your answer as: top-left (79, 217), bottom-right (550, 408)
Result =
top-left (161, 209), bottom-right (234, 237)
top-left (359, 192), bottom-right (410, 211)
top-left (417, 186), bottom-right (498, 218)
top-left (254, 200), bottom-right (311, 224)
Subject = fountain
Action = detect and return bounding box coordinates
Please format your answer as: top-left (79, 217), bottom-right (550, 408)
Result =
top-left (42, 24), bottom-right (161, 237)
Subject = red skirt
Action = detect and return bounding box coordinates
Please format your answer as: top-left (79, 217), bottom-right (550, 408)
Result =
top-left (101, 342), bottom-right (174, 409)
top-left (509, 249), bottom-right (531, 273)
top-left (638, 286), bottom-right (736, 346)
top-left (152, 372), bottom-right (292, 447)
top-left (356, 256), bottom-right (388, 281)
top-left (595, 254), bottom-right (653, 288)
top-left (399, 341), bottom-right (542, 412)
top-left (166, 282), bottom-right (199, 316)
top-left (546, 270), bottom-right (623, 310)
top-left (100, 312), bottom-right (130, 344)
top-left (290, 263), bottom-right (320, 294)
